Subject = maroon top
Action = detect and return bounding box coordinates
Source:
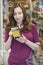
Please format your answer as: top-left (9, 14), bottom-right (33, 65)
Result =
top-left (4, 23), bottom-right (40, 65)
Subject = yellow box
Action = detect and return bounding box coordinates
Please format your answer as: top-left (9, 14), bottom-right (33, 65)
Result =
top-left (11, 27), bottom-right (21, 38)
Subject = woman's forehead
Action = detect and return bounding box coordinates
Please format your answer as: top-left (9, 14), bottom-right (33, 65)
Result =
top-left (14, 7), bottom-right (23, 12)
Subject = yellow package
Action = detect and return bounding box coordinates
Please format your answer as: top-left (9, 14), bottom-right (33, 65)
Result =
top-left (11, 27), bottom-right (21, 38)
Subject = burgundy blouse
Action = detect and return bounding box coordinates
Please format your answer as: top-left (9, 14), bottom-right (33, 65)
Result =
top-left (4, 23), bottom-right (40, 65)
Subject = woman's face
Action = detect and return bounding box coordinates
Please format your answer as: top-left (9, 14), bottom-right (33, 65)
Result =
top-left (13, 7), bottom-right (24, 23)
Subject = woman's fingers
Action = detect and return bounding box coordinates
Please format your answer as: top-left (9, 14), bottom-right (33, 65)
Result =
top-left (22, 34), bottom-right (26, 39)
top-left (16, 37), bottom-right (25, 43)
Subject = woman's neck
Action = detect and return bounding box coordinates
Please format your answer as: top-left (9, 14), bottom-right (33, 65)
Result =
top-left (17, 22), bottom-right (23, 29)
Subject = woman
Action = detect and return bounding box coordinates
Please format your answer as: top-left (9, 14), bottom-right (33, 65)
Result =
top-left (4, 3), bottom-right (41, 65)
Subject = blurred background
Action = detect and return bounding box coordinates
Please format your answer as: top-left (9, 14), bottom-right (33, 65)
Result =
top-left (0, 0), bottom-right (43, 65)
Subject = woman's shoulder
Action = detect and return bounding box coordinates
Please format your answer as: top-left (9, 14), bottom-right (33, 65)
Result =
top-left (29, 23), bottom-right (36, 28)
top-left (5, 27), bottom-right (10, 34)
top-left (29, 23), bottom-right (37, 30)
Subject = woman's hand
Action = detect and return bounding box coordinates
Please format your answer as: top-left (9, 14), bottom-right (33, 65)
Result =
top-left (16, 34), bottom-right (27, 43)
top-left (9, 30), bottom-right (13, 38)
top-left (9, 30), bottom-right (12, 36)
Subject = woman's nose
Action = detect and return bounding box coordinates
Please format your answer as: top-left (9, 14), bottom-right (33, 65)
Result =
top-left (16, 14), bottom-right (19, 18)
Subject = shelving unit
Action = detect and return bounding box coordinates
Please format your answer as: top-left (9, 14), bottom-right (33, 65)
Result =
top-left (30, 0), bottom-right (43, 40)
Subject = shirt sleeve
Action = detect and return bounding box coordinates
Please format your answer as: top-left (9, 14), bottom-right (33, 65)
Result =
top-left (4, 29), bottom-right (9, 42)
top-left (30, 23), bottom-right (40, 43)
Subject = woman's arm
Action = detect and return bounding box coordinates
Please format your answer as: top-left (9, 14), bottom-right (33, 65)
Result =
top-left (16, 35), bottom-right (41, 51)
top-left (25, 39), bottom-right (41, 51)
top-left (4, 35), bottom-right (12, 51)
top-left (25, 23), bottom-right (41, 51)
top-left (4, 30), bottom-right (13, 51)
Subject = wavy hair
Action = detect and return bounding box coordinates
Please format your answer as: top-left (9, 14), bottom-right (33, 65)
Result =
top-left (6, 3), bottom-right (31, 31)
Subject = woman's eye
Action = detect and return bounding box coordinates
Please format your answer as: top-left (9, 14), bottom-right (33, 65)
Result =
top-left (14, 12), bottom-right (22, 16)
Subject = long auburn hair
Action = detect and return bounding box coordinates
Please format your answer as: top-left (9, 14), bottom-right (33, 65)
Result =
top-left (6, 3), bottom-right (31, 31)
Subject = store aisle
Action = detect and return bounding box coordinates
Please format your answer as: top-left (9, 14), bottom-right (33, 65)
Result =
top-left (33, 53), bottom-right (43, 65)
